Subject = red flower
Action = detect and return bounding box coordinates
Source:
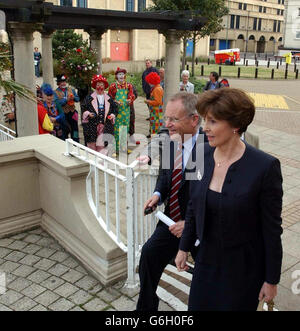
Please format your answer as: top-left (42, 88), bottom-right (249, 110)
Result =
top-left (76, 49), bottom-right (82, 53)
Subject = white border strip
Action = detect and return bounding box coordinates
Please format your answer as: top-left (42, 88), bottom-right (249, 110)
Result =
top-left (157, 286), bottom-right (187, 311)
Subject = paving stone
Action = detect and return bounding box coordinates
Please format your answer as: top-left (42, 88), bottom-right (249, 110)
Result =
top-left (5, 273), bottom-right (17, 285)
top-left (12, 265), bottom-right (36, 278)
top-left (0, 248), bottom-right (12, 259)
top-left (119, 285), bottom-right (140, 298)
top-left (22, 283), bottom-right (47, 299)
top-left (75, 275), bottom-right (99, 291)
top-left (0, 261), bottom-right (20, 273)
top-left (4, 251), bottom-right (26, 263)
top-left (61, 270), bottom-right (84, 284)
top-left (48, 298), bottom-right (75, 311)
top-left (75, 265), bottom-right (88, 275)
top-left (98, 288), bottom-right (121, 303)
top-left (7, 241), bottom-right (28, 251)
top-left (0, 289), bottom-right (23, 306)
top-left (35, 290), bottom-right (60, 307)
top-left (27, 270), bottom-right (51, 283)
top-left (276, 284), bottom-right (300, 311)
top-left (11, 297), bottom-right (38, 311)
top-left (69, 306), bottom-right (84, 311)
top-left (36, 237), bottom-right (56, 248)
top-left (0, 303), bottom-right (12, 311)
top-left (54, 283), bottom-right (79, 298)
top-left (88, 284), bottom-right (103, 295)
top-left (40, 231), bottom-right (50, 238)
top-left (62, 257), bottom-right (79, 269)
top-left (7, 278), bottom-right (32, 292)
top-left (0, 238), bottom-right (14, 247)
top-left (82, 297), bottom-right (108, 311)
top-left (68, 289), bottom-right (93, 305)
top-left (22, 244), bottom-right (41, 255)
top-left (10, 233), bottom-right (28, 240)
top-left (19, 255), bottom-right (41, 267)
top-left (40, 276), bottom-right (65, 291)
top-left (29, 304), bottom-right (48, 311)
top-left (23, 234), bottom-right (41, 244)
top-left (49, 252), bottom-right (69, 263)
top-left (35, 248), bottom-right (56, 259)
top-left (28, 228), bottom-right (44, 235)
top-left (49, 242), bottom-right (63, 251)
top-left (111, 296), bottom-right (136, 311)
top-left (48, 264), bottom-right (69, 277)
top-left (33, 258), bottom-right (56, 271)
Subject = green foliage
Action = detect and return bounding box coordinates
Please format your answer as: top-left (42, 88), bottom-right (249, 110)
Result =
top-left (189, 77), bottom-right (206, 94)
top-left (59, 47), bottom-right (99, 90)
top-left (0, 42), bottom-right (12, 72)
top-left (52, 30), bottom-right (88, 61)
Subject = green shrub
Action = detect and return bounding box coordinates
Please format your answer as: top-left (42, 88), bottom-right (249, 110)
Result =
top-left (189, 77), bottom-right (206, 94)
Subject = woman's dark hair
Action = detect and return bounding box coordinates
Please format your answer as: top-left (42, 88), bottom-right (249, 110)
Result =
top-left (196, 88), bottom-right (255, 135)
top-left (210, 71), bottom-right (219, 81)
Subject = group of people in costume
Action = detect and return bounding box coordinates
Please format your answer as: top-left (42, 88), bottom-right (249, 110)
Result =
top-left (36, 65), bottom-right (165, 156)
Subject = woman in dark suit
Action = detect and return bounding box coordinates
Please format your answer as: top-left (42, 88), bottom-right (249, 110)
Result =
top-left (175, 88), bottom-right (283, 311)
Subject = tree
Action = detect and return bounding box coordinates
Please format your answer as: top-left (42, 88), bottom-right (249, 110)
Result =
top-left (148, 0), bottom-right (229, 76)
top-left (52, 30), bottom-right (89, 61)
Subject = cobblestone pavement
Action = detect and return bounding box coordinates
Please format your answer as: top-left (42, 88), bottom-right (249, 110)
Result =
top-left (0, 77), bottom-right (299, 311)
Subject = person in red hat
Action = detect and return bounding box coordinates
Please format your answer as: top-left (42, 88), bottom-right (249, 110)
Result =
top-left (108, 68), bottom-right (136, 154)
top-left (81, 74), bottom-right (118, 154)
top-left (144, 72), bottom-right (164, 137)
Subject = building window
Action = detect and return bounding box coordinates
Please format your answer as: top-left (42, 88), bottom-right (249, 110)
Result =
top-left (277, 9), bottom-right (280, 15)
top-left (253, 17), bottom-right (257, 30)
top-left (278, 0), bottom-right (280, 4)
top-left (138, 0), bottom-right (146, 12)
top-left (299, 8), bottom-right (300, 16)
top-left (60, 0), bottom-right (72, 6)
top-left (238, 3), bottom-right (242, 10)
top-left (236, 15), bottom-right (240, 29)
top-left (77, 0), bottom-right (87, 7)
top-left (281, 10), bottom-right (284, 15)
top-left (282, 0), bottom-right (284, 4)
top-left (243, 4), bottom-right (247, 10)
top-left (258, 18), bottom-right (262, 31)
top-left (277, 21), bottom-right (281, 33)
top-left (273, 20), bottom-right (277, 32)
top-left (230, 15), bottom-right (235, 29)
top-left (126, 0), bottom-right (135, 11)
top-left (259, 6), bottom-right (262, 13)
top-left (296, 31), bottom-right (300, 39)
top-left (263, 7), bottom-right (266, 13)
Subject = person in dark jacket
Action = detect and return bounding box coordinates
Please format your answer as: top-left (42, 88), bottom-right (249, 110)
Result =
top-left (81, 74), bottom-right (117, 155)
top-left (176, 88), bottom-right (283, 311)
top-left (203, 72), bottom-right (221, 91)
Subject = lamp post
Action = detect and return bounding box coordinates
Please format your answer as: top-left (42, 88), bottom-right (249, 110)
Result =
top-left (225, 0), bottom-right (230, 49)
top-left (245, 10), bottom-right (250, 55)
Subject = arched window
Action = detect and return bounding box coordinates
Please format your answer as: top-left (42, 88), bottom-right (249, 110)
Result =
top-left (249, 35), bottom-right (255, 40)
top-left (278, 37), bottom-right (282, 42)
top-left (126, 0), bottom-right (135, 12)
top-left (259, 36), bottom-right (265, 42)
top-left (237, 34), bottom-right (244, 39)
top-left (138, 0), bottom-right (146, 12)
top-left (60, 0), bottom-right (72, 6)
top-left (269, 36), bottom-right (275, 41)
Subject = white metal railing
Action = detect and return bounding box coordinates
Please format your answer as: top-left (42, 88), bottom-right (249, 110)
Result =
top-left (64, 139), bottom-right (161, 288)
top-left (0, 124), bottom-right (16, 141)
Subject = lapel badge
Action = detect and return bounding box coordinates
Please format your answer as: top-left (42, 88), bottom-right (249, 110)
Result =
top-left (197, 170), bottom-right (202, 181)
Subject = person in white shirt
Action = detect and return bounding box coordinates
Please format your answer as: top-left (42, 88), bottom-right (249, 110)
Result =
top-left (179, 70), bottom-right (194, 94)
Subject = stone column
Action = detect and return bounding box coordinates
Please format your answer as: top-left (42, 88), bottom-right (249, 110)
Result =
top-left (130, 29), bottom-right (138, 61)
top-left (41, 28), bottom-right (55, 86)
top-left (87, 28), bottom-right (106, 74)
top-left (163, 30), bottom-right (181, 110)
top-left (8, 22), bottom-right (43, 137)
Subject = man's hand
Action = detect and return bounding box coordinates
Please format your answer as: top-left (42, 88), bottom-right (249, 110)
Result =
top-left (137, 155), bottom-right (150, 165)
top-left (88, 112), bottom-right (95, 118)
top-left (144, 99), bottom-right (149, 104)
top-left (259, 282), bottom-right (277, 303)
top-left (169, 220), bottom-right (185, 238)
top-left (144, 195), bottom-right (159, 215)
top-left (175, 250), bottom-right (189, 272)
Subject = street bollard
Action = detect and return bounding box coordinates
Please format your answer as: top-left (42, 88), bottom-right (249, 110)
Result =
top-left (195, 58), bottom-right (198, 65)
top-left (294, 63), bottom-right (297, 73)
top-left (201, 65), bottom-right (204, 76)
top-left (267, 59), bottom-right (270, 68)
top-left (255, 68), bottom-right (258, 79)
top-left (238, 67), bottom-right (241, 78)
top-left (285, 69), bottom-right (288, 79)
top-left (246, 60), bottom-right (248, 66)
top-left (296, 69), bottom-right (299, 79)
top-left (277, 62), bottom-right (279, 70)
top-left (280, 58), bottom-right (282, 65)
top-left (186, 64), bottom-right (189, 71)
top-left (219, 66), bottom-right (222, 77)
top-left (208, 58), bottom-right (210, 65)
top-left (271, 68), bottom-right (274, 79)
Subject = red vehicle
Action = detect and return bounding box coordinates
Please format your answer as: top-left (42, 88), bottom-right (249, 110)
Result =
top-left (214, 48), bottom-right (240, 65)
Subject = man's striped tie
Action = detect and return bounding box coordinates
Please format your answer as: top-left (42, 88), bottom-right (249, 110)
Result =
top-left (169, 143), bottom-right (183, 223)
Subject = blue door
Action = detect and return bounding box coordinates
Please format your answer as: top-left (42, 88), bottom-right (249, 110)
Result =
top-left (186, 39), bottom-right (194, 57)
top-left (219, 40), bottom-right (230, 50)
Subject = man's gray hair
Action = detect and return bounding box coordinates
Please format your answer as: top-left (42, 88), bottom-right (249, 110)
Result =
top-left (181, 70), bottom-right (190, 78)
top-left (169, 92), bottom-right (202, 124)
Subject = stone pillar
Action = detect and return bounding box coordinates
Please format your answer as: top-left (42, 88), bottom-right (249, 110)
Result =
top-left (163, 30), bottom-right (181, 110)
top-left (8, 22), bottom-right (43, 137)
top-left (41, 28), bottom-right (55, 86)
top-left (87, 28), bottom-right (106, 74)
top-left (130, 29), bottom-right (138, 61)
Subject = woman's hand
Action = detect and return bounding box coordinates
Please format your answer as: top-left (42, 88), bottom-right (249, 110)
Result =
top-left (259, 282), bottom-right (277, 303)
top-left (175, 250), bottom-right (189, 272)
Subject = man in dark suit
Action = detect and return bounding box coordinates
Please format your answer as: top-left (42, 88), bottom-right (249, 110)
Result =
top-left (203, 71), bottom-right (221, 91)
top-left (136, 92), bottom-right (207, 311)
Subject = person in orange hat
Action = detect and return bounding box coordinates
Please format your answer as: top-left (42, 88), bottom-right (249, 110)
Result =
top-left (108, 68), bottom-right (136, 154)
top-left (81, 74), bottom-right (118, 154)
top-left (144, 72), bottom-right (164, 137)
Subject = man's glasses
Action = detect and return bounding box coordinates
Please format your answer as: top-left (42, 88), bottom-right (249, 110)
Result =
top-left (163, 113), bottom-right (195, 123)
